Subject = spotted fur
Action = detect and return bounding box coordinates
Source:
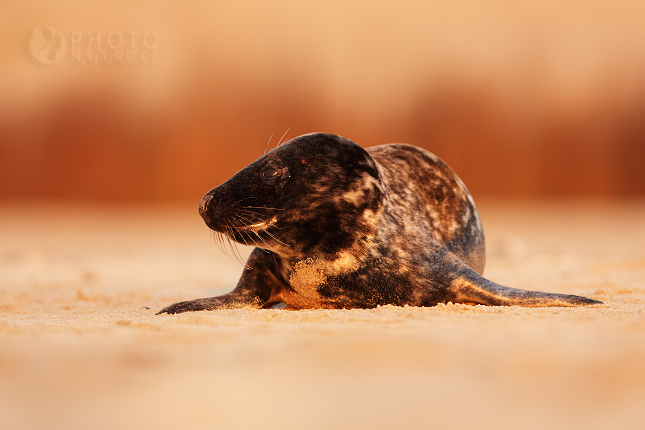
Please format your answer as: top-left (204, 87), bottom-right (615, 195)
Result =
top-left (158, 133), bottom-right (602, 314)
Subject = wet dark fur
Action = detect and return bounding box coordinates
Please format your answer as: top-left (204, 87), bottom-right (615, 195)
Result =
top-left (158, 133), bottom-right (601, 314)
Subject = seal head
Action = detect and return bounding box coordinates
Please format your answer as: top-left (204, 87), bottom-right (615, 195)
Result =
top-left (199, 133), bottom-right (384, 257)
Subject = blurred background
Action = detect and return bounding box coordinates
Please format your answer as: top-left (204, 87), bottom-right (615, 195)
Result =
top-left (2, 5), bottom-right (645, 428)
top-left (1, 0), bottom-right (644, 203)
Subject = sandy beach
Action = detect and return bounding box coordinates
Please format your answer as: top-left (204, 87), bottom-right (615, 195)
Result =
top-left (1, 200), bottom-right (644, 429)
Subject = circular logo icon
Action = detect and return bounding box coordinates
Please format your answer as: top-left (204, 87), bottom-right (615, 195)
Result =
top-left (29, 27), bottom-right (66, 65)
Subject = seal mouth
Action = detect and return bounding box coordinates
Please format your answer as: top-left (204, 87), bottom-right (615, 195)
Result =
top-left (200, 198), bottom-right (288, 252)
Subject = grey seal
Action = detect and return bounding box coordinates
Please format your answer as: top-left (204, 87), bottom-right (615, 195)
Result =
top-left (158, 132), bottom-right (601, 314)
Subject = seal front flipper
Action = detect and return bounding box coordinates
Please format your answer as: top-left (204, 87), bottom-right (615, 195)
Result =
top-left (448, 265), bottom-right (603, 307)
top-left (157, 248), bottom-right (291, 315)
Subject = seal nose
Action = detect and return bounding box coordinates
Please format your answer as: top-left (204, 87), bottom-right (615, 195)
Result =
top-left (199, 193), bottom-right (213, 217)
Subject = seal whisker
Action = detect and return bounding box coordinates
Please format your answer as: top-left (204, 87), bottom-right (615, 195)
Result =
top-left (234, 212), bottom-right (283, 234)
top-left (218, 233), bottom-right (228, 255)
top-left (231, 196), bottom-right (262, 207)
top-left (261, 228), bottom-right (292, 247)
top-left (210, 230), bottom-right (226, 256)
top-left (221, 219), bottom-right (246, 265)
top-left (276, 127), bottom-right (290, 148)
top-left (217, 228), bottom-right (232, 259)
top-left (264, 133), bottom-right (274, 156)
top-left (233, 210), bottom-right (287, 247)
top-left (229, 232), bottom-right (246, 265)
top-left (233, 212), bottom-right (267, 228)
top-left (230, 214), bottom-right (280, 255)
top-left (232, 219), bottom-right (252, 248)
top-left (240, 206), bottom-right (286, 211)
top-left (218, 232), bottom-right (236, 262)
top-left (249, 229), bottom-right (279, 253)
top-left (236, 215), bottom-right (283, 231)
top-left (238, 228), bottom-right (253, 245)
top-left (229, 215), bottom-right (253, 247)
top-left (234, 210), bottom-right (268, 221)
top-left (234, 210), bottom-right (281, 228)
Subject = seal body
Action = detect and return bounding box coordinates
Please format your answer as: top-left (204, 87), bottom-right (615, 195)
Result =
top-left (159, 133), bottom-right (601, 314)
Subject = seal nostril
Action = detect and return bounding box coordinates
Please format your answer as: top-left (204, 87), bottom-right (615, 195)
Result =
top-left (199, 194), bottom-right (213, 214)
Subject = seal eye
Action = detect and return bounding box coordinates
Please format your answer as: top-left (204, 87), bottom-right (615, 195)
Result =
top-left (261, 167), bottom-right (278, 179)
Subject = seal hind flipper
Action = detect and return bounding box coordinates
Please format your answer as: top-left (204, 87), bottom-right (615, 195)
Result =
top-left (449, 266), bottom-right (603, 307)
